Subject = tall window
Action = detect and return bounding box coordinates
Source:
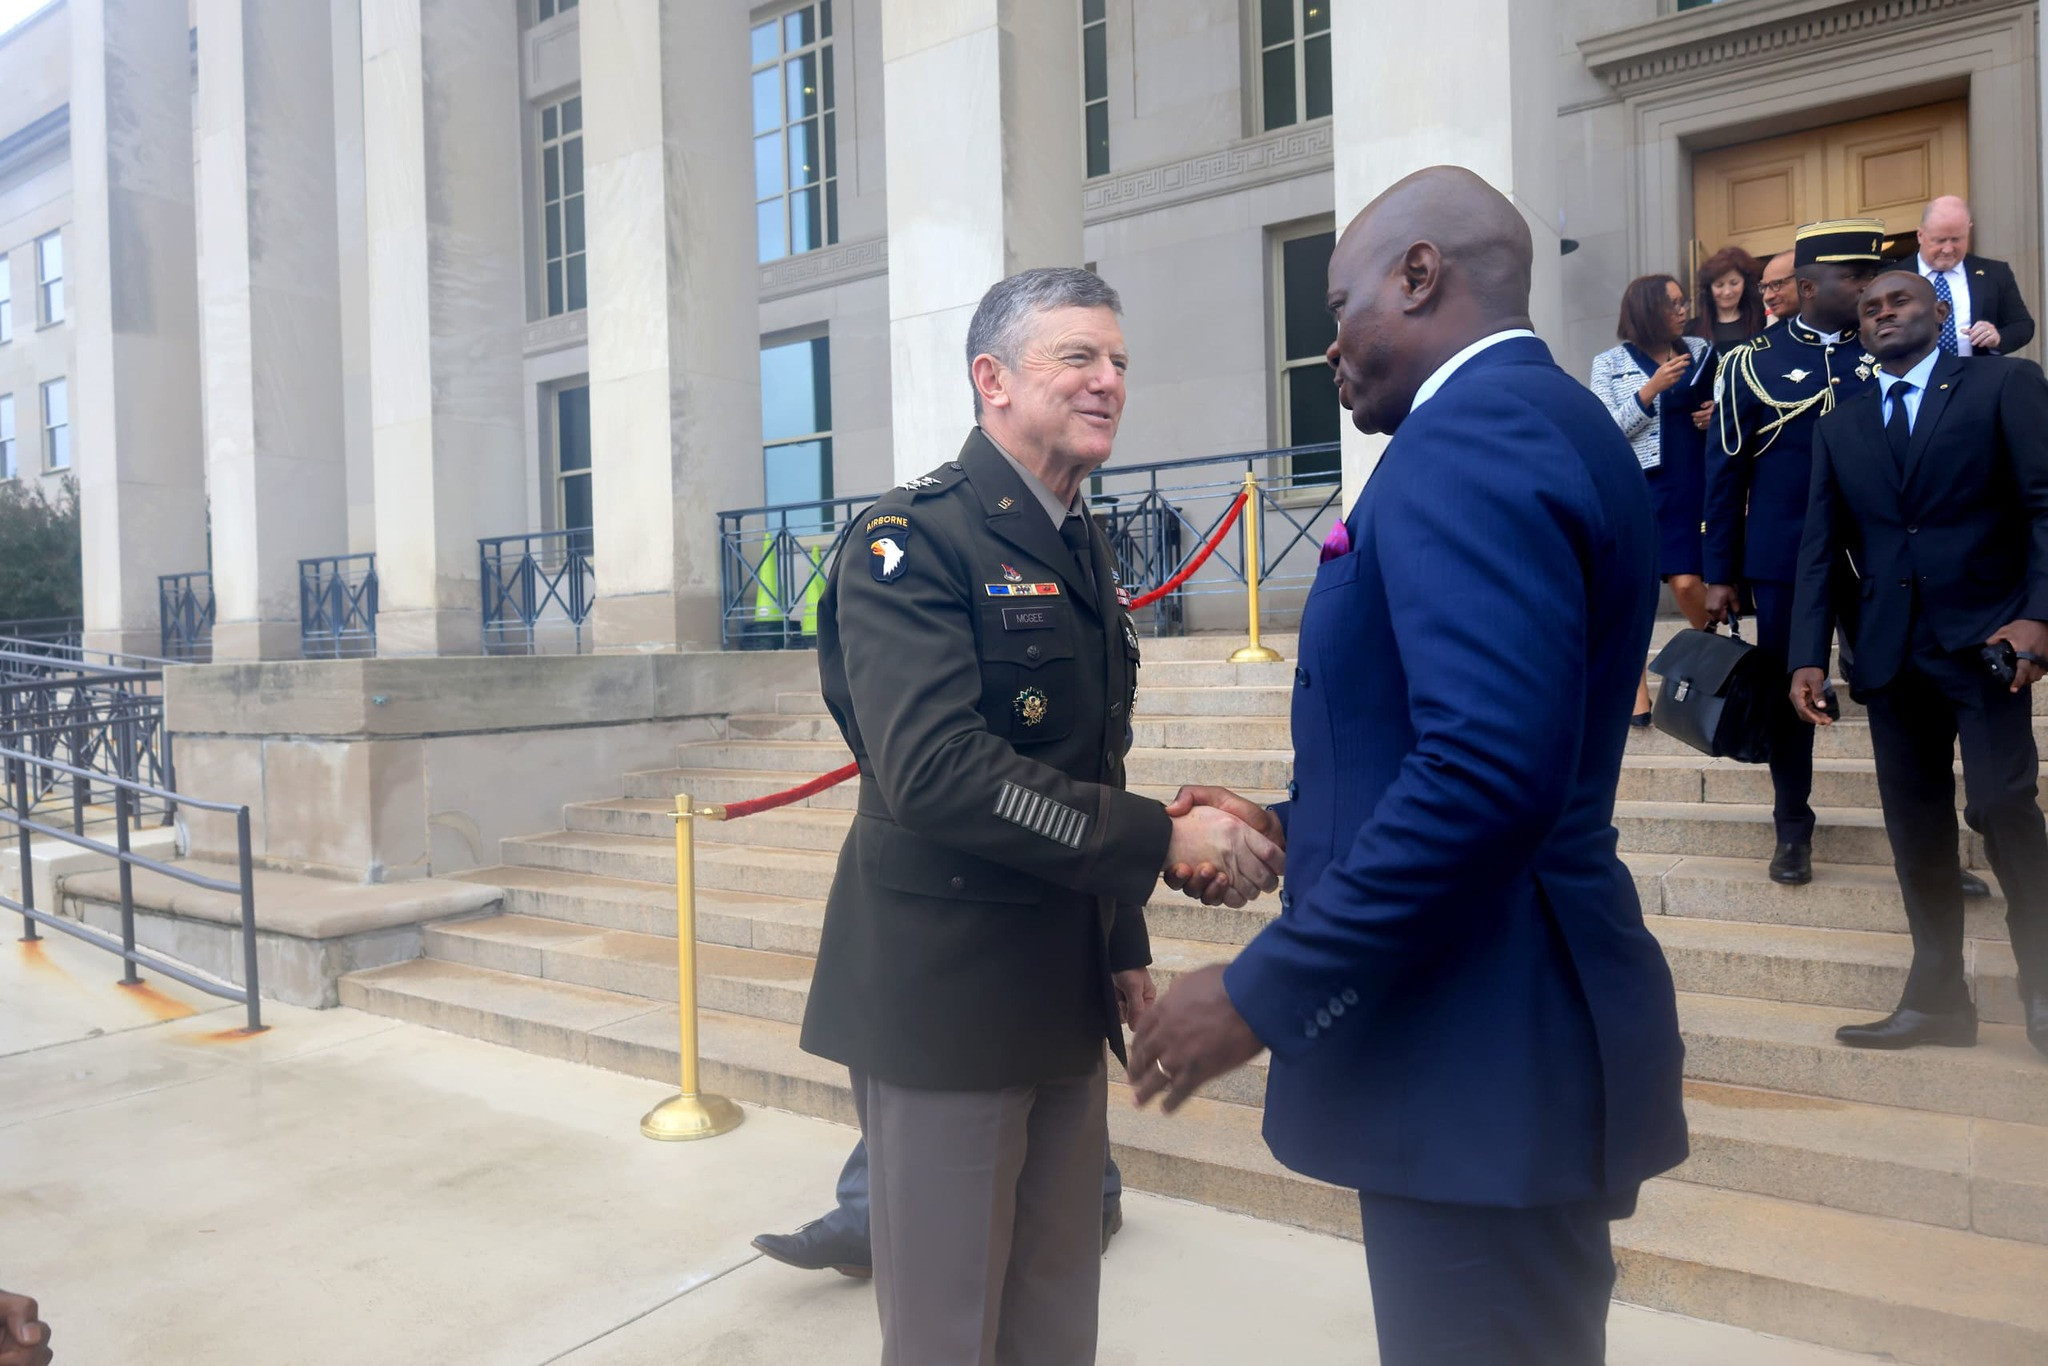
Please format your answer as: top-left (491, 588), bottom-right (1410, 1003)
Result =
top-left (1082, 0), bottom-right (1109, 177)
top-left (0, 254), bottom-right (11, 343)
top-left (539, 96), bottom-right (585, 316)
top-left (1274, 226), bottom-right (1339, 484)
top-left (753, 3), bottom-right (837, 263)
top-left (1257, 0), bottom-right (1331, 132)
top-left (0, 395), bottom-right (14, 481)
top-left (762, 336), bottom-right (832, 522)
top-left (537, 0), bottom-right (577, 18)
top-left (35, 231), bottom-right (62, 325)
top-left (554, 384), bottom-right (591, 547)
top-left (41, 378), bottom-right (68, 470)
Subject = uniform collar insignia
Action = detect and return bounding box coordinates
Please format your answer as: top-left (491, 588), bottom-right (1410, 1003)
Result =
top-left (1785, 368), bottom-right (1811, 383)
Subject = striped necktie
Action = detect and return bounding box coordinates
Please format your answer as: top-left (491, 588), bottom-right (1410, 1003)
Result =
top-left (1930, 272), bottom-right (1961, 356)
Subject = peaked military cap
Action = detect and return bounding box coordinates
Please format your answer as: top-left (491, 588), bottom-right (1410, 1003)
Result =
top-left (1792, 218), bottom-right (1886, 268)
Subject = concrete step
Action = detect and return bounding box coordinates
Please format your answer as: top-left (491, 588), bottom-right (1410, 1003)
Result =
top-left (1128, 716), bottom-right (1293, 751)
top-left (1128, 631), bottom-right (1302, 662)
top-left (670, 738), bottom-right (1296, 793)
top-left (1651, 915), bottom-right (2023, 1025)
top-left (775, 691), bottom-right (831, 715)
top-left (566, 797), bottom-right (855, 854)
top-left (672, 738), bottom-right (854, 775)
top-left (442, 866), bottom-right (823, 954)
top-left (1615, 800), bottom-right (1988, 868)
top-left (1679, 991), bottom-right (2048, 1127)
top-left (1632, 853), bottom-right (2011, 941)
top-left (1131, 685), bottom-right (1290, 718)
top-left (622, 766), bottom-right (861, 811)
top-left (724, 713), bottom-right (847, 743)
top-left (339, 958), bottom-right (2048, 1363)
top-left (1628, 715), bottom-right (2048, 762)
top-left (1618, 755), bottom-right (2048, 811)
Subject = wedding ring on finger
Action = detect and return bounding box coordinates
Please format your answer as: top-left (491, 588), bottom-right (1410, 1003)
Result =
top-left (1153, 1058), bottom-right (1174, 1085)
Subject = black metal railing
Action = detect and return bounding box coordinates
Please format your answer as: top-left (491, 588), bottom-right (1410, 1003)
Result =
top-left (2, 744), bottom-right (264, 1032)
top-left (158, 571), bottom-right (216, 663)
top-left (0, 617), bottom-right (82, 650)
top-left (300, 553), bottom-right (378, 659)
top-left (714, 442), bottom-right (1344, 648)
top-left (480, 529), bottom-right (595, 656)
top-left (0, 655), bottom-right (173, 829)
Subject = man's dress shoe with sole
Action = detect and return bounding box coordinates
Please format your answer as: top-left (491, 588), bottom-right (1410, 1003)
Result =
top-left (751, 1219), bottom-right (872, 1278)
top-left (1835, 1005), bottom-right (1979, 1050)
top-left (1768, 842), bottom-right (1813, 886)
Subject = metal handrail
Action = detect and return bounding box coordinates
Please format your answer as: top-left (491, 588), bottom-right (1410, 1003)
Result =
top-left (479, 528), bottom-right (595, 656)
top-left (2, 743), bottom-right (263, 1031)
top-left (300, 552), bottom-right (378, 660)
top-left (713, 441), bottom-right (1344, 648)
top-left (159, 571), bottom-right (216, 663)
top-left (0, 663), bottom-right (172, 829)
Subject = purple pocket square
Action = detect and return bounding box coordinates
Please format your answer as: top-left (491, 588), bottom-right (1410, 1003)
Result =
top-left (1319, 522), bottom-right (1352, 563)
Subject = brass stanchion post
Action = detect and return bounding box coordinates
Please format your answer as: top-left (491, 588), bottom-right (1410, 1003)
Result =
top-left (1230, 470), bottom-right (1282, 663)
top-left (641, 792), bottom-right (744, 1141)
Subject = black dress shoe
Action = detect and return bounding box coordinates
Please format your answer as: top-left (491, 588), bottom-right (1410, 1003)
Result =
top-left (1835, 1005), bottom-right (1978, 1050)
top-left (2026, 989), bottom-right (2048, 1060)
top-left (1630, 711), bottom-right (1653, 729)
top-left (752, 1218), bottom-right (872, 1278)
top-left (1102, 1202), bottom-right (1123, 1255)
top-left (1960, 869), bottom-right (1992, 899)
top-left (1768, 842), bottom-right (1813, 885)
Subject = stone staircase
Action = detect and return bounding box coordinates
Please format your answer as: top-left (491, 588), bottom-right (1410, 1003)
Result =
top-left (339, 625), bottom-right (2048, 1365)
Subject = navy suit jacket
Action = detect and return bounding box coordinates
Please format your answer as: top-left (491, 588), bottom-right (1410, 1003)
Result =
top-left (1959, 254), bottom-right (2035, 355)
top-left (1223, 337), bottom-right (1689, 1207)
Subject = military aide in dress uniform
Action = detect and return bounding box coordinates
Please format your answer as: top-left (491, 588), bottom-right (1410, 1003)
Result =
top-left (797, 267), bottom-right (1283, 1366)
top-left (1703, 220), bottom-right (1886, 888)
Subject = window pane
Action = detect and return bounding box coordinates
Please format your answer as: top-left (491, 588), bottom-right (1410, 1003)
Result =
top-left (764, 439), bottom-right (830, 507)
top-left (789, 119), bottom-right (819, 187)
top-left (821, 45), bottom-right (835, 110)
top-left (750, 20), bottom-right (779, 65)
top-left (755, 133), bottom-right (786, 197)
top-left (1260, 0), bottom-right (1293, 46)
top-left (37, 233), bottom-right (59, 281)
top-left (758, 199), bottom-right (787, 263)
top-left (565, 253), bottom-right (586, 312)
top-left (1, 298), bottom-right (10, 345)
top-left (1281, 231), bottom-right (1337, 360)
top-left (1083, 0), bottom-right (1105, 22)
top-left (787, 51), bottom-right (819, 120)
top-left (547, 261), bottom-right (563, 315)
top-left (1303, 34), bottom-right (1331, 120)
top-left (49, 426), bottom-right (68, 469)
top-left (826, 181), bottom-right (839, 245)
top-left (564, 194), bottom-right (584, 254)
top-left (761, 337), bottom-right (827, 441)
top-left (45, 281), bottom-right (62, 322)
top-left (0, 395), bottom-right (12, 441)
top-left (753, 67), bottom-right (782, 135)
top-left (562, 95), bottom-right (581, 134)
top-left (544, 199), bottom-right (562, 258)
top-left (1301, 0), bottom-right (1330, 36)
top-left (784, 6), bottom-right (815, 50)
top-left (544, 145), bottom-right (561, 203)
top-left (1085, 103), bottom-right (1109, 178)
top-left (562, 137), bottom-right (583, 195)
top-left (820, 0), bottom-right (832, 38)
top-left (1083, 22), bottom-right (1107, 101)
top-left (557, 385), bottom-right (592, 472)
top-left (43, 379), bottom-right (64, 425)
top-left (1261, 46), bottom-right (1296, 130)
top-left (560, 0), bottom-right (577, 11)
top-left (542, 104), bottom-right (557, 140)
top-left (539, 0), bottom-right (556, 19)
top-left (823, 111), bottom-right (838, 180)
top-left (1286, 367), bottom-right (1340, 450)
top-left (791, 186), bottom-right (822, 253)
top-left (561, 471), bottom-right (592, 534)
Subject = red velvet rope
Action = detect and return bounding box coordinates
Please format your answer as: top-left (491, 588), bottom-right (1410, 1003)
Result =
top-left (718, 488), bottom-right (1251, 819)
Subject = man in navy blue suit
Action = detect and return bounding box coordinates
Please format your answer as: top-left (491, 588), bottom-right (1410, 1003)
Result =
top-left (1131, 167), bottom-right (1689, 1364)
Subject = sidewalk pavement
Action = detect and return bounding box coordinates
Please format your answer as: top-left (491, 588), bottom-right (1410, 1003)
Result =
top-left (2, 928), bottom-right (1884, 1365)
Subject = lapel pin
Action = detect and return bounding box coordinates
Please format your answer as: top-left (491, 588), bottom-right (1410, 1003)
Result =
top-left (997, 496), bottom-right (1014, 510)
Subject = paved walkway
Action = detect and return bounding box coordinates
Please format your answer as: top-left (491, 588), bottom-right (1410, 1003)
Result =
top-left (1, 929), bottom-right (1883, 1365)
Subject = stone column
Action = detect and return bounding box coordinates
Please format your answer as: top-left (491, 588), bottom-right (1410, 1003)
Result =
top-left (69, 0), bottom-right (209, 658)
top-left (880, 0), bottom-right (1084, 480)
top-left (361, 0), bottom-right (527, 656)
top-left (196, 0), bottom-right (351, 660)
top-left (1329, 0), bottom-right (1561, 499)
top-left (582, 0), bottom-right (760, 652)
top-left (333, 0), bottom-right (376, 553)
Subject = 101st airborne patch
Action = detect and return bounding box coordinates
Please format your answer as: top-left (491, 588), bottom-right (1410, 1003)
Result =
top-left (866, 513), bottom-right (910, 582)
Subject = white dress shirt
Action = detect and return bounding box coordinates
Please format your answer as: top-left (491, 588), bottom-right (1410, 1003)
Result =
top-left (1409, 329), bottom-right (1539, 414)
top-left (1917, 254), bottom-right (1976, 355)
top-left (1877, 347), bottom-right (1942, 433)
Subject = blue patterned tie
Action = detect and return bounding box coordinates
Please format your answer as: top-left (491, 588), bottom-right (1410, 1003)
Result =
top-left (1931, 271), bottom-right (1961, 356)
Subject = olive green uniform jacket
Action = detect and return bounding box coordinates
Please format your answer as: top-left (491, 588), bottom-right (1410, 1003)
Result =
top-left (798, 429), bottom-right (1173, 1090)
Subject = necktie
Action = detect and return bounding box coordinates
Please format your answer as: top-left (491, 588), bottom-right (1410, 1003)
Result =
top-left (1059, 514), bottom-right (1098, 599)
top-left (1886, 380), bottom-right (1915, 471)
top-left (1930, 272), bottom-right (1960, 356)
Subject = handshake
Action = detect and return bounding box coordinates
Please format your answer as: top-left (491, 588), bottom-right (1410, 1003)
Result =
top-left (1160, 784), bottom-right (1286, 908)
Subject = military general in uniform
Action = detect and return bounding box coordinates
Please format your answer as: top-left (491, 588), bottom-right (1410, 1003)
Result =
top-left (799, 266), bottom-right (1284, 1366)
top-left (1704, 220), bottom-right (1886, 887)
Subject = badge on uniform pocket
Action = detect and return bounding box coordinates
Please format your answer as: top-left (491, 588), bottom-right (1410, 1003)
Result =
top-left (1014, 687), bottom-right (1050, 727)
top-left (866, 514), bottom-right (910, 582)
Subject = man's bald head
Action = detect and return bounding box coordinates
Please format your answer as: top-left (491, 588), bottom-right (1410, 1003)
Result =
top-left (1920, 195), bottom-right (1973, 271)
top-left (1324, 166), bottom-right (1536, 434)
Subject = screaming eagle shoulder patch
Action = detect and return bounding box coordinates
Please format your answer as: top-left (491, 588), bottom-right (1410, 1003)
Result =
top-left (866, 513), bottom-right (910, 582)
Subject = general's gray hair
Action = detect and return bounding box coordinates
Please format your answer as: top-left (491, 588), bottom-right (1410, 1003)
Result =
top-left (965, 267), bottom-right (1122, 416)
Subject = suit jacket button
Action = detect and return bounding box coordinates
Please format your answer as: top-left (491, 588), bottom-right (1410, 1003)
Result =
top-left (1294, 667), bottom-right (1309, 687)
top-left (1280, 889), bottom-right (1293, 911)
top-left (1906, 525), bottom-right (1918, 535)
top-left (1328, 999), bottom-right (1345, 1017)
top-left (1340, 988), bottom-right (1359, 1005)
top-left (949, 876), bottom-right (965, 891)
top-left (1315, 1008), bottom-right (1332, 1028)
top-left (1286, 779), bottom-right (1299, 801)
top-left (1898, 579), bottom-right (1909, 588)
top-left (1304, 1022), bottom-right (1319, 1039)
top-left (1026, 644), bottom-right (1042, 661)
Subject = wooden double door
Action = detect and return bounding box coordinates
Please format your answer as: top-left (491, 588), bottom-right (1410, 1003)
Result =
top-left (1691, 100), bottom-right (1969, 266)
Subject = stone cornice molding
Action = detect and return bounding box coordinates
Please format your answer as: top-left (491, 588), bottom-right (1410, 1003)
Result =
top-left (523, 309), bottom-right (587, 357)
top-left (0, 105), bottom-right (68, 186)
top-left (1579, 0), bottom-right (2027, 94)
top-left (759, 235), bottom-right (888, 300)
top-left (1083, 120), bottom-right (1332, 225)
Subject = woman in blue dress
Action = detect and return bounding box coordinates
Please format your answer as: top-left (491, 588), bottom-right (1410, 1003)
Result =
top-left (1589, 274), bottom-right (1717, 724)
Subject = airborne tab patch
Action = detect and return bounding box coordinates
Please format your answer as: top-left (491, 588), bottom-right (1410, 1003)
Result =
top-left (866, 514), bottom-right (910, 583)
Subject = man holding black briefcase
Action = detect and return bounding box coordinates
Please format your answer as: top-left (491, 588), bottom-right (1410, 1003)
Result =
top-left (1788, 269), bottom-right (2048, 1059)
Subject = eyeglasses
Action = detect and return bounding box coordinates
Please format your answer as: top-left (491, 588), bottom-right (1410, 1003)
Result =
top-left (1761, 277), bottom-right (1794, 293)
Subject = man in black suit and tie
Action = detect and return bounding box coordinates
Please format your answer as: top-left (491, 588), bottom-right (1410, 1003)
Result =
top-left (1789, 270), bottom-right (2048, 1058)
top-left (1917, 196), bottom-right (2035, 356)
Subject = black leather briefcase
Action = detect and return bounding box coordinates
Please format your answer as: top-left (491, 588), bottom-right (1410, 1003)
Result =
top-left (1648, 622), bottom-right (1773, 763)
